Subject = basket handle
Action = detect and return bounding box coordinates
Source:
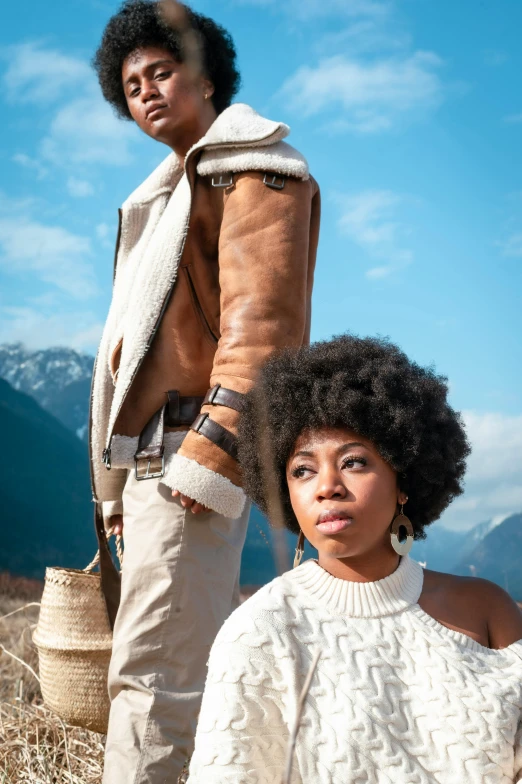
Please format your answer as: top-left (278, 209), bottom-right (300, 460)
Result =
top-left (83, 526), bottom-right (123, 573)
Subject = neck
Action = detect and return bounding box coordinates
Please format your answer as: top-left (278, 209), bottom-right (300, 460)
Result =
top-left (318, 543), bottom-right (400, 583)
top-left (169, 104), bottom-right (218, 163)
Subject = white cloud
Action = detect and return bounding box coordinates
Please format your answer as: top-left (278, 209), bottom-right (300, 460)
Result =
top-left (504, 113), bottom-right (522, 125)
top-left (499, 232), bottom-right (522, 258)
top-left (3, 42), bottom-right (139, 169)
top-left (3, 42), bottom-right (91, 104)
top-left (317, 18), bottom-right (410, 56)
top-left (441, 411), bottom-right (522, 530)
top-left (0, 306), bottom-right (103, 351)
top-left (12, 153), bottom-right (48, 180)
top-left (0, 216), bottom-right (96, 298)
top-left (279, 51), bottom-right (444, 133)
top-left (96, 222), bottom-right (115, 249)
top-left (67, 177), bottom-right (95, 198)
top-left (335, 189), bottom-right (413, 277)
top-left (236, 0), bottom-right (390, 20)
top-left (41, 95), bottom-right (139, 168)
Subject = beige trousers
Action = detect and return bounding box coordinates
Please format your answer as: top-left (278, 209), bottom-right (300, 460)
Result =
top-left (102, 471), bottom-right (250, 784)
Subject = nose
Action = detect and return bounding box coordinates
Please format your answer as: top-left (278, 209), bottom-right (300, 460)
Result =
top-left (315, 467), bottom-right (347, 502)
top-left (141, 79), bottom-right (159, 102)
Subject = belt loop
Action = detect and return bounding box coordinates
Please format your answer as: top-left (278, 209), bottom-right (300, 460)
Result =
top-left (167, 390), bottom-right (180, 426)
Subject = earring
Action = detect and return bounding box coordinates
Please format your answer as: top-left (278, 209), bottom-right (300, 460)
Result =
top-left (204, 93), bottom-right (208, 100)
top-left (390, 504), bottom-right (414, 556)
top-left (293, 530), bottom-right (305, 568)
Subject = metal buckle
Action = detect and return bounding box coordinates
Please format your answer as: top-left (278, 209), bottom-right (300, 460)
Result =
top-left (134, 454), bottom-right (165, 481)
top-left (211, 174), bottom-right (234, 188)
top-left (102, 448), bottom-right (112, 471)
top-left (263, 173), bottom-right (285, 190)
top-left (207, 384), bottom-right (221, 404)
top-left (192, 412), bottom-right (208, 433)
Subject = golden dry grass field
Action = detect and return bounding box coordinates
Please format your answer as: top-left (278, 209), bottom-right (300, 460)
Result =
top-left (0, 572), bottom-right (105, 783)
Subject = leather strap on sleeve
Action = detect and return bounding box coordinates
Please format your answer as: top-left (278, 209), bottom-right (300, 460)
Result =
top-left (190, 413), bottom-right (238, 461)
top-left (203, 384), bottom-right (246, 414)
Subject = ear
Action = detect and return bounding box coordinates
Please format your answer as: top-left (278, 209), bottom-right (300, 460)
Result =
top-left (202, 78), bottom-right (215, 99)
top-left (397, 490), bottom-right (408, 506)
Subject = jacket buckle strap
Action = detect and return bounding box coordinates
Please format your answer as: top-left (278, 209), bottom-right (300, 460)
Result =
top-left (134, 454), bottom-right (165, 482)
top-left (191, 413), bottom-right (238, 461)
top-left (211, 174), bottom-right (234, 188)
top-left (203, 384), bottom-right (246, 414)
top-left (263, 173), bottom-right (286, 190)
top-left (165, 390), bottom-right (205, 427)
top-left (134, 404), bottom-right (166, 480)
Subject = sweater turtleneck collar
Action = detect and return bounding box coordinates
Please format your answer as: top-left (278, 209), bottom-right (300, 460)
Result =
top-left (290, 555), bottom-right (424, 618)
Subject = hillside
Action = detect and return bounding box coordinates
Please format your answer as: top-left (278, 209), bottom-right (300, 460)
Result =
top-left (0, 343), bottom-right (93, 440)
top-left (0, 378), bottom-right (95, 576)
top-left (451, 512), bottom-right (522, 600)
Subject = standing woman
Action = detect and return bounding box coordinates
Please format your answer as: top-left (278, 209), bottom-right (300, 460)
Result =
top-left (188, 335), bottom-right (522, 784)
top-left (91, 1), bottom-right (319, 781)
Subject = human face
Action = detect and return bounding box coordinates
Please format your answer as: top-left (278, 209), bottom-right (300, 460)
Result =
top-left (122, 46), bottom-right (215, 152)
top-left (286, 427), bottom-right (407, 572)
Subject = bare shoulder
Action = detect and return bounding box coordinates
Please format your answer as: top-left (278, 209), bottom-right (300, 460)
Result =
top-left (474, 578), bottom-right (522, 648)
top-left (422, 569), bottom-right (522, 649)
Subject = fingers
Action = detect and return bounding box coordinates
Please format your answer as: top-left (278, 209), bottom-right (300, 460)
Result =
top-left (171, 490), bottom-right (210, 514)
top-left (191, 502), bottom-right (210, 514)
top-left (109, 513), bottom-right (124, 536)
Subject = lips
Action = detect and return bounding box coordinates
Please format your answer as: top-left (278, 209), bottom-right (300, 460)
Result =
top-left (146, 103), bottom-right (167, 120)
top-left (316, 512), bottom-right (354, 535)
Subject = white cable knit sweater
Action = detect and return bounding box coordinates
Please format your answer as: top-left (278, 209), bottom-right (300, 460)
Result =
top-left (188, 556), bottom-right (522, 784)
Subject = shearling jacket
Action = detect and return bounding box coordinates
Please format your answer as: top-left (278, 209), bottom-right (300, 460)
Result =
top-left (90, 103), bottom-right (320, 520)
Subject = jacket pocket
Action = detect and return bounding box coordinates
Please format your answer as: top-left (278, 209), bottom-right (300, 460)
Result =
top-left (183, 266), bottom-right (219, 344)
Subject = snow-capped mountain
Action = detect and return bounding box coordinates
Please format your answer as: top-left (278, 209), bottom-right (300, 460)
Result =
top-left (0, 343), bottom-right (94, 440)
top-left (411, 513), bottom-right (516, 575)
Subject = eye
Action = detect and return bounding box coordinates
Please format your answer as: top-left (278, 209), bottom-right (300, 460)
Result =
top-left (290, 464), bottom-right (314, 479)
top-left (341, 455), bottom-right (367, 470)
top-left (129, 86), bottom-right (140, 98)
top-left (155, 70), bottom-right (171, 80)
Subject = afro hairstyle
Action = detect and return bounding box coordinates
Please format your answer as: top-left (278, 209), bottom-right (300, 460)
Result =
top-left (237, 335), bottom-right (470, 538)
top-left (93, 0), bottom-right (241, 118)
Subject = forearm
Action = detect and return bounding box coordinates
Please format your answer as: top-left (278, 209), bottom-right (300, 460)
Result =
top-left (175, 173), bottom-right (316, 507)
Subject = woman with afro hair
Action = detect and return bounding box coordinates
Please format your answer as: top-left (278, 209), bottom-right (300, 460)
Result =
top-left (90, 1), bottom-right (319, 782)
top-left (188, 335), bottom-right (522, 784)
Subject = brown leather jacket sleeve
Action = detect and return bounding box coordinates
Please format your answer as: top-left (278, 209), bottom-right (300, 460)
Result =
top-left (177, 171), bottom-right (320, 486)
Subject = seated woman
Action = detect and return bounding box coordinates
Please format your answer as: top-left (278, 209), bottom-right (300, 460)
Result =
top-left (187, 335), bottom-right (522, 784)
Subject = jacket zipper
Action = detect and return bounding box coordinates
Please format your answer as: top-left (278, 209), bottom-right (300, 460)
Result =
top-left (99, 161), bottom-right (198, 471)
top-left (88, 208), bottom-right (124, 496)
top-left (93, 127), bottom-right (282, 478)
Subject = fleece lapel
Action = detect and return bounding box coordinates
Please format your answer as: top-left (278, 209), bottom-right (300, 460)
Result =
top-left (94, 103), bottom-right (293, 470)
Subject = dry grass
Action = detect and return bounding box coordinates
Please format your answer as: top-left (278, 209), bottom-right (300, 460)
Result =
top-left (0, 572), bottom-right (104, 783)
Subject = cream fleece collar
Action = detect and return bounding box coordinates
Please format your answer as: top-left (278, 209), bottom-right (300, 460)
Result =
top-left (124, 102), bottom-right (291, 207)
top-left (291, 555), bottom-right (424, 618)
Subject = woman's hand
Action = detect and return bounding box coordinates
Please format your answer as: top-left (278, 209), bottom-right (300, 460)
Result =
top-left (172, 490), bottom-right (210, 514)
top-left (109, 514), bottom-right (123, 535)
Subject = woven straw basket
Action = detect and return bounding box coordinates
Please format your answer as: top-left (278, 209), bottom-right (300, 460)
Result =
top-left (33, 533), bottom-right (122, 734)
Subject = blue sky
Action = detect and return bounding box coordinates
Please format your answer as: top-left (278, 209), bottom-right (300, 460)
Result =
top-left (1, 0), bottom-right (521, 530)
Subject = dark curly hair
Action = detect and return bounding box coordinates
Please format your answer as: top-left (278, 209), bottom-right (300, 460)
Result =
top-left (238, 335), bottom-right (470, 538)
top-left (93, 0), bottom-right (241, 118)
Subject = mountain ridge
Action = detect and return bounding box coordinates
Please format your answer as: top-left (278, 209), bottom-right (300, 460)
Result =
top-left (0, 343), bottom-right (93, 440)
